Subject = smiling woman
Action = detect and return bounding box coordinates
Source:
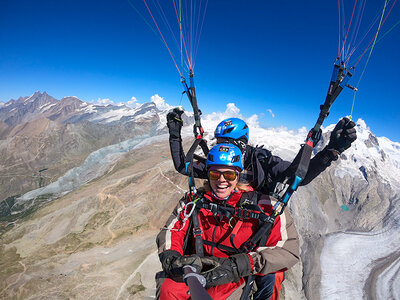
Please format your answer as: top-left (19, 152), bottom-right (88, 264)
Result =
top-left (156, 143), bottom-right (300, 300)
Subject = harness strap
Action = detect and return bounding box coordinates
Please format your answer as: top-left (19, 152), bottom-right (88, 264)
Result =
top-left (185, 138), bottom-right (208, 195)
top-left (274, 61), bottom-right (352, 217)
top-left (229, 219), bottom-right (243, 251)
top-left (192, 207), bottom-right (204, 257)
top-left (196, 201), bottom-right (235, 219)
top-left (196, 198), bottom-right (269, 223)
top-left (241, 216), bottom-right (275, 252)
top-left (193, 192), bottom-right (277, 256)
top-left (203, 240), bottom-right (241, 254)
top-left (181, 71), bottom-right (209, 205)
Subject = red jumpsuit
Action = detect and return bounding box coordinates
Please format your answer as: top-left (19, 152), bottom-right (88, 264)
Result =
top-left (157, 190), bottom-right (299, 300)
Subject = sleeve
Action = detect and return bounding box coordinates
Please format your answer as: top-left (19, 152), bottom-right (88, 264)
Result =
top-left (169, 134), bottom-right (208, 179)
top-left (251, 147), bottom-right (291, 190)
top-left (267, 155), bottom-right (291, 183)
top-left (156, 197), bottom-right (191, 256)
top-left (300, 146), bottom-right (338, 186)
top-left (247, 196), bottom-right (300, 275)
top-left (274, 145), bottom-right (337, 186)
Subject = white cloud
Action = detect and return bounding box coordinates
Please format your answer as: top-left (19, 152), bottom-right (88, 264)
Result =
top-left (95, 98), bottom-right (115, 106)
top-left (201, 102), bottom-right (262, 135)
top-left (226, 103), bottom-right (240, 115)
top-left (246, 114), bottom-right (260, 128)
top-left (126, 96), bottom-right (141, 108)
top-left (0, 102), bottom-right (4, 108)
top-left (202, 103), bottom-right (242, 129)
top-left (151, 94), bottom-right (172, 111)
top-left (267, 109), bottom-right (275, 118)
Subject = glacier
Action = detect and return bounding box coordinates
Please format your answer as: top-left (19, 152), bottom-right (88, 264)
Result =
top-left (11, 102), bottom-right (400, 299)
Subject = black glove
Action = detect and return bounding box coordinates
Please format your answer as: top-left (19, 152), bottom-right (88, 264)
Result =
top-left (327, 117), bottom-right (357, 154)
top-left (167, 107), bottom-right (184, 139)
top-left (160, 250), bottom-right (202, 278)
top-left (200, 253), bottom-right (251, 287)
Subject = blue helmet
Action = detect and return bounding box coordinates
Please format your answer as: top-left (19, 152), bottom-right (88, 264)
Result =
top-left (214, 118), bottom-right (249, 144)
top-left (206, 143), bottom-right (243, 171)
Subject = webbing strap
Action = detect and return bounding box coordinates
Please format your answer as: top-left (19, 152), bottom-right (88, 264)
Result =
top-left (242, 217), bottom-right (275, 253)
top-left (192, 193), bottom-right (275, 256)
top-left (181, 71), bottom-right (204, 139)
top-left (312, 61), bottom-right (350, 138)
top-left (203, 240), bottom-right (240, 254)
top-left (229, 219), bottom-right (243, 251)
top-left (185, 138), bottom-right (208, 194)
top-left (181, 71), bottom-right (209, 196)
top-left (275, 61), bottom-right (351, 215)
top-left (192, 207), bottom-right (204, 257)
top-left (195, 197), bottom-right (269, 223)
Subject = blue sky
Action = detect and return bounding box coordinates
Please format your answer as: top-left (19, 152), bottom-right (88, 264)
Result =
top-left (1, 0), bottom-right (399, 141)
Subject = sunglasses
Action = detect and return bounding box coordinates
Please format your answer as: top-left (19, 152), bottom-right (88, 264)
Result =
top-left (208, 170), bottom-right (238, 181)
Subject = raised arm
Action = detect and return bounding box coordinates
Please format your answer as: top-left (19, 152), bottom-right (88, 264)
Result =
top-left (167, 109), bottom-right (208, 179)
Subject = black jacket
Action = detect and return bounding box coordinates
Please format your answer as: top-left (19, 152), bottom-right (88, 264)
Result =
top-left (169, 134), bottom-right (337, 193)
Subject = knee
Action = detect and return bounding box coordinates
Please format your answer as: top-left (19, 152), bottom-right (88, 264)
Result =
top-left (159, 278), bottom-right (189, 300)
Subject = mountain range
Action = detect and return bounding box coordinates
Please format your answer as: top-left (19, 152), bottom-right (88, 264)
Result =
top-left (0, 92), bottom-right (189, 211)
top-left (0, 91), bottom-right (399, 299)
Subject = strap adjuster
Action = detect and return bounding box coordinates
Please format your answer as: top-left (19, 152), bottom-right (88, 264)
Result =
top-left (243, 240), bottom-right (257, 252)
top-left (193, 227), bottom-right (203, 238)
top-left (235, 208), bottom-right (251, 220)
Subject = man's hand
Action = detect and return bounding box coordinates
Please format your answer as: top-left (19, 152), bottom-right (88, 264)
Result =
top-left (200, 254), bottom-right (251, 287)
top-left (167, 107), bottom-right (184, 138)
top-left (327, 117), bottom-right (357, 154)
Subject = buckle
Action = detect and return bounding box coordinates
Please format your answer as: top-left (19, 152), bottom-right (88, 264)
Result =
top-left (235, 208), bottom-right (250, 220)
top-left (193, 227), bottom-right (203, 238)
top-left (243, 241), bottom-right (256, 252)
top-left (209, 203), bottom-right (218, 214)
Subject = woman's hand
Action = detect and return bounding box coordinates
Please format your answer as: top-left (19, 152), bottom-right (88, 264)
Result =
top-left (200, 253), bottom-right (251, 287)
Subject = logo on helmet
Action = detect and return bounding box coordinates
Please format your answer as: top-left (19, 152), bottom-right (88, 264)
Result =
top-left (224, 120), bottom-right (233, 126)
top-left (219, 146), bottom-right (229, 152)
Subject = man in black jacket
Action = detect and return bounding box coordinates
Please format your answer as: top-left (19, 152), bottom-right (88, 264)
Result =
top-left (166, 108), bottom-right (357, 195)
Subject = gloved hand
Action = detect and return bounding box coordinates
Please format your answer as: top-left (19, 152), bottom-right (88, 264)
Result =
top-left (200, 253), bottom-right (251, 287)
top-left (160, 250), bottom-right (202, 278)
top-left (167, 107), bottom-right (184, 138)
top-left (327, 117), bottom-right (357, 154)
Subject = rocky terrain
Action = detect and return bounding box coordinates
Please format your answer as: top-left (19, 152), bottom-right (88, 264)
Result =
top-left (0, 92), bottom-right (173, 208)
top-left (1, 93), bottom-right (399, 299)
top-left (0, 137), bottom-right (187, 299)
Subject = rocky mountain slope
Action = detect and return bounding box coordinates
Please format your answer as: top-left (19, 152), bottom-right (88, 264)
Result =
top-left (0, 92), bottom-right (176, 207)
top-left (0, 137), bottom-right (184, 299)
top-left (0, 95), bottom-right (399, 299)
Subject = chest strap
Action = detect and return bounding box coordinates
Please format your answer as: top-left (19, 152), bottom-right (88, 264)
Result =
top-left (191, 192), bottom-right (276, 255)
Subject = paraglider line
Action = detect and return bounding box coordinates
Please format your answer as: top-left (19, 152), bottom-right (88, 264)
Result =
top-left (190, 0), bottom-right (193, 67)
top-left (143, 0), bottom-right (183, 76)
top-left (350, 0), bottom-right (389, 119)
top-left (345, 6), bottom-right (381, 66)
top-left (172, 0), bottom-right (193, 70)
top-left (193, 0), bottom-right (208, 69)
top-left (154, 0), bottom-right (181, 55)
top-left (353, 0), bottom-right (395, 67)
top-left (338, 0), bottom-right (342, 58)
top-left (340, 0), bottom-right (358, 60)
top-left (179, 0), bottom-right (183, 69)
top-left (346, 0), bottom-right (396, 66)
top-left (345, 0), bottom-right (366, 63)
top-left (127, 0), bottom-right (160, 39)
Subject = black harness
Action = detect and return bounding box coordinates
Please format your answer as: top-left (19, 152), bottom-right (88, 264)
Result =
top-left (185, 191), bottom-right (277, 257)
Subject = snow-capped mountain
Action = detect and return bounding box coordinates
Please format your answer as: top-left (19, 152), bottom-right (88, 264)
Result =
top-left (0, 91), bottom-right (183, 206)
top-left (0, 94), bottom-right (399, 299)
top-left (0, 91), bottom-right (172, 127)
